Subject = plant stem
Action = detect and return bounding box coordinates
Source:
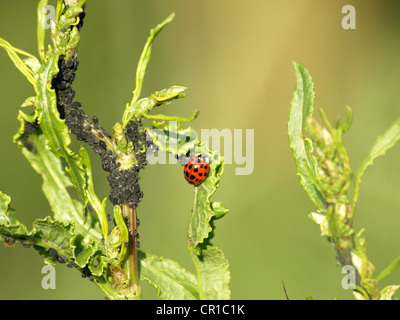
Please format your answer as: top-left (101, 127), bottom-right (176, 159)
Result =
top-left (121, 204), bottom-right (142, 299)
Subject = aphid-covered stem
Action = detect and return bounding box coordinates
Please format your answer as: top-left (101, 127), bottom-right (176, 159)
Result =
top-left (49, 3), bottom-right (150, 298)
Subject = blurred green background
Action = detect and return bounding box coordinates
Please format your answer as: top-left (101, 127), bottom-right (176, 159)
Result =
top-left (1, 0), bottom-right (400, 300)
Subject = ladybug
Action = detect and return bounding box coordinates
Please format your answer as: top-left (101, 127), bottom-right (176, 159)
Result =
top-left (184, 153), bottom-right (210, 186)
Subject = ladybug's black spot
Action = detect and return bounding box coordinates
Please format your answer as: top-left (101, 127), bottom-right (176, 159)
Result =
top-left (185, 171), bottom-right (189, 177)
top-left (190, 175), bottom-right (196, 180)
top-left (193, 168), bottom-right (198, 173)
top-left (198, 172), bottom-right (203, 176)
top-left (188, 164), bottom-right (193, 170)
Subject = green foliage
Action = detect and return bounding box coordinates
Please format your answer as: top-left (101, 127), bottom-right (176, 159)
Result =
top-left (139, 251), bottom-right (200, 300)
top-left (352, 119), bottom-right (400, 208)
top-left (0, 1), bottom-right (230, 300)
top-left (122, 13), bottom-right (176, 127)
top-left (287, 62), bottom-right (326, 212)
top-left (144, 109), bottom-right (231, 299)
top-left (288, 61), bottom-right (400, 300)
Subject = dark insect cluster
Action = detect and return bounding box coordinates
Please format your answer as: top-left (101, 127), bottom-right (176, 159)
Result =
top-left (49, 6), bottom-right (151, 209)
top-left (20, 120), bottom-right (41, 152)
top-left (47, 246), bottom-right (94, 281)
top-left (51, 52), bottom-right (151, 209)
top-left (1, 234), bottom-right (95, 280)
top-left (108, 120), bottom-right (153, 208)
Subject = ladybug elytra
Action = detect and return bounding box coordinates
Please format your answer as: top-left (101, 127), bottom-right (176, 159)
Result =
top-left (184, 153), bottom-right (210, 186)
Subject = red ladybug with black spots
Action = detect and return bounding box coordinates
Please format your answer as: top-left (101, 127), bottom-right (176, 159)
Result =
top-left (183, 153), bottom-right (210, 186)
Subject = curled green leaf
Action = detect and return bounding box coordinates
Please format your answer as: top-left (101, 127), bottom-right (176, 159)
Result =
top-left (113, 205), bottom-right (129, 264)
top-left (211, 202), bottom-right (229, 219)
top-left (142, 109), bottom-right (199, 123)
top-left (0, 192), bottom-right (28, 237)
top-left (353, 118), bottom-right (400, 208)
top-left (150, 86), bottom-right (186, 102)
top-left (80, 147), bottom-right (109, 240)
top-left (376, 256), bottom-right (400, 282)
top-left (0, 38), bottom-right (38, 87)
top-left (71, 234), bottom-right (96, 268)
top-left (122, 13), bottom-right (175, 126)
top-left (123, 85), bottom-right (187, 128)
top-left (288, 61), bottom-right (326, 212)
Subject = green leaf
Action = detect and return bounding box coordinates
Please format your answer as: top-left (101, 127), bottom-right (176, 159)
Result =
top-left (80, 147), bottom-right (108, 240)
top-left (150, 86), bottom-right (187, 102)
top-left (351, 229), bottom-right (368, 281)
top-left (105, 226), bottom-right (122, 266)
top-left (0, 193), bottom-right (108, 275)
top-left (211, 202), bottom-right (229, 219)
top-left (88, 250), bottom-right (109, 277)
top-left (288, 61), bottom-right (326, 212)
top-left (188, 150), bottom-right (225, 250)
top-left (148, 123), bottom-right (230, 299)
top-left (353, 286), bottom-right (369, 300)
top-left (123, 86), bottom-right (187, 128)
top-left (189, 244), bottom-right (231, 300)
top-left (33, 49), bottom-right (105, 241)
top-left (37, 0), bottom-right (48, 61)
top-left (377, 256), bottom-right (400, 282)
top-left (379, 285), bottom-right (400, 300)
top-left (32, 216), bottom-right (74, 251)
top-left (142, 109), bottom-right (198, 123)
top-left (71, 234), bottom-right (96, 268)
top-left (308, 211), bottom-right (331, 237)
top-left (0, 37), bottom-right (38, 87)
top-left (148, 121), bottom-right (199, 156)
top-left (353, 118), bottom-right (400, 208)
top-left (113, 205), bottom-right (129, 264)
top-left (139, 251), bottom-right (199, 300)
top-left (13, 114), bottom-right (102, 241)
top-left (36, 51), bottom-right (88, 203)
top-left (30, 216), bottom-right (76, 266)
top-left (0, 192), bottom-right (28, 237)
top-left (122, 13), bottom-right (176, 126)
